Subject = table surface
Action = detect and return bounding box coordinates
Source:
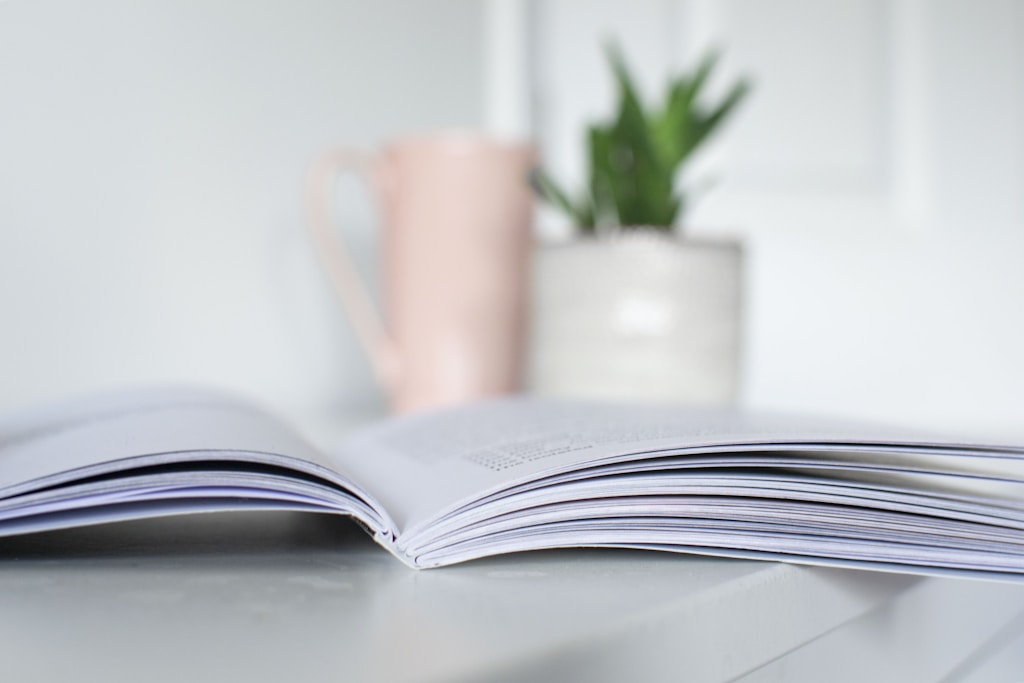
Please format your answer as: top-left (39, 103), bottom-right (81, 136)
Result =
top-left (1, 510), bottom-right (1023, 683)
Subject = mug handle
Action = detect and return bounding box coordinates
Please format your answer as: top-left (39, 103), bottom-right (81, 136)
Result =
top-left (305, 148), bottom-right (399, 391)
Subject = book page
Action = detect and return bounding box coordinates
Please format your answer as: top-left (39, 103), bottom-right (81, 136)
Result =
top-left (0, 387), bottom-right (333, 498)
top-left (331, 397), bottom-right (1024, 538)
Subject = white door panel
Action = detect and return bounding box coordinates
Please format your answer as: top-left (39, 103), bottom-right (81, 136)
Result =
top-left (517, 0), bottom-right (1024, 434)
top-left (929, 0), bottom-right (1024, 236)
top-left (703, 0), bottom-right (889, 185)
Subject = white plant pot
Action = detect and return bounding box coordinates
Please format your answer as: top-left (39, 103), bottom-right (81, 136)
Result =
top-left (527, 232), bottom-right (743, 404)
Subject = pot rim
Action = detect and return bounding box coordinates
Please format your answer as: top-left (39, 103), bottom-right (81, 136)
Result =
top-left (539, 229), bottom-right (743, 252)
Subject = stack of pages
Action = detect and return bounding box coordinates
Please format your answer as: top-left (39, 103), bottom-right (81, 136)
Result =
top-left (1, 388), bottom-right (1022, 580)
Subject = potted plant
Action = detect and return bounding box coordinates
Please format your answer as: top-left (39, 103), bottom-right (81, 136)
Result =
top-left (528, 44), bottom-right (752, 403)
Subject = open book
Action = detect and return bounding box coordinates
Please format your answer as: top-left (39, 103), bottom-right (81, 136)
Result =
top-left (2, 387), bottom-right (1023, 580)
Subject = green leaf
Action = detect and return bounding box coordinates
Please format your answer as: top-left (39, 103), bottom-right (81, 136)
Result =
top-left (529, 168), bottom-right (592, 228)
top-left (605, 43), bottom-right (675, 225)
top-left (679, 50), bottom-right (718, 116)
top-left (587, 124), bottom-right (617, 227)
top-left (655, 51), bottom-right (719, 168)
top-left (529, 43), bottom-right (751, 232)
top-left (692, 77), bottom-right (752, 152)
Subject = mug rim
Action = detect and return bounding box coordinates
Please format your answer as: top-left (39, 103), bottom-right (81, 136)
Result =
top-left (384, 129), bottom-right (534, 156)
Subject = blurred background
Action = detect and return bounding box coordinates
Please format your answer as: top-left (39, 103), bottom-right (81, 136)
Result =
top-left (1, 0), bottom-right (1022, 439)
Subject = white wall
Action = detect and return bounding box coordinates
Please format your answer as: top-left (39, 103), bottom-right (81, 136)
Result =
top-left (0, 0), bottom-right (483, 432)
top-left (525, 0), bottom-right (1024, 437)
top-left (3, 0), bottom-right (1022, 440)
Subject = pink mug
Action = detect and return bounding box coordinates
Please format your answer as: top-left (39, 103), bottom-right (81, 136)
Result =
top-left (306, 133), bottom-right (536, 414)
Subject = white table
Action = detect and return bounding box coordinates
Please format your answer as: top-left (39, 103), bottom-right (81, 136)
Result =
top-left (1, 510), bottom-right (1022, 682)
